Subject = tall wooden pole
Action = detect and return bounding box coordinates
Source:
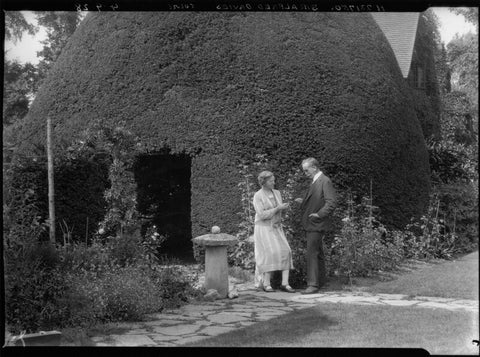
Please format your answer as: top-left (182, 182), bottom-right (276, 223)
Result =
top-left (47, 115), bottom-right (56, 244)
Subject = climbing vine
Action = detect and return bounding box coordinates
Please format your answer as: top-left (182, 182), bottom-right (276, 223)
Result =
top-left (72, 119), bottom-right (142, 239)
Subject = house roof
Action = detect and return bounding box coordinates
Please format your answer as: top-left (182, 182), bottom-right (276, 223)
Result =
top-left (371, 13), bottom-right (420, 78)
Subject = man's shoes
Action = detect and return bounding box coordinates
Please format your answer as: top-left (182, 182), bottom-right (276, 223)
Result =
top-left (280, 285), bottom-right (296, 293)
top-left (301, 286), bottom-right (320, 295)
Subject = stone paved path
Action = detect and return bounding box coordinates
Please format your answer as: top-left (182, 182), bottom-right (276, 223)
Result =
top-left (89, 281), bottom-right (478, 347)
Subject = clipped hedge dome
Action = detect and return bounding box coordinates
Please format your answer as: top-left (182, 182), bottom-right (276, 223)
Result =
top-left (18, 12), bottom-right (431, 233)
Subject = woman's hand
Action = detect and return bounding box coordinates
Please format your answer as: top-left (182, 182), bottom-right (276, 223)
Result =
top-left (277, 203), bottom-right (289, 211)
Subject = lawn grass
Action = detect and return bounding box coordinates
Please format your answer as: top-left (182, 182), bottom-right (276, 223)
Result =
top-left (184, 302), bottom-right (479, 354)
top-left (364, 251), bottom-right (479, 300)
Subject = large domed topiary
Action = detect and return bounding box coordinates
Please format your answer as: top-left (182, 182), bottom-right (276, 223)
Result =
top-left (16, 12), bottom-right (431, 235)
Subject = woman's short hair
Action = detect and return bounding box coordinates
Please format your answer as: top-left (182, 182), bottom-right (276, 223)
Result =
top-left (257, 170), bottom-right (274, 186)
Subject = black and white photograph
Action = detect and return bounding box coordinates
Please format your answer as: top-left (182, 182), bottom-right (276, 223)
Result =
top-left (2, 0), bottom-right (479, 354)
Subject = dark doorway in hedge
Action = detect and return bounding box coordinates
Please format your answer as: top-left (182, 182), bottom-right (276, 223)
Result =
top-left (134, 152), bottom-right (194, 263)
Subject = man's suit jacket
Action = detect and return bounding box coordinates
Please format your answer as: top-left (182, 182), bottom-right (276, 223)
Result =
top-left (300, 173), bottom-right (337, 232)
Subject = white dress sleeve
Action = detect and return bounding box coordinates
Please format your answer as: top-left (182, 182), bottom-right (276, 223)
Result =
top-left (253, 191), bottom-right (277, 221)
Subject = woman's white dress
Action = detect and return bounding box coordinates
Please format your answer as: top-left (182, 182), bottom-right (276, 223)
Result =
top-left (253, 188), bottom-right (294, 274)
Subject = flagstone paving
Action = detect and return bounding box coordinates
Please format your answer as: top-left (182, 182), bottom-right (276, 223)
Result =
top-left (88, 281), bottom-right (478, 347)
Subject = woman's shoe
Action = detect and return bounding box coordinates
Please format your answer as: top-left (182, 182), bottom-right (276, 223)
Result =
top-left (263, 285), bottom-right (274, 292)
top-left (280, 285), bottom-right (296, 293)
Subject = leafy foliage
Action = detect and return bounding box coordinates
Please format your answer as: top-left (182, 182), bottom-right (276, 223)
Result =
top-left (450, 7), bottom-right (478, 29)
top-left (68, 119), bottom-right (143, 240)
top-left (4, 12), bottom-right (83, 132)
top-left (5, 153), bottom-right (109, 245)
top-left (3, 60), bottom-right (39, 126)
top-left (4, 11), bottom-right (37, 43)
top-left (5, 228), bottom-right (197, 334)
top-left (3, 159), bottom-right (49, 246)
top-left (447, 32), bottom-right (479, 112)
top-left (427, 138), bottom-right (477, 185)
top-left (435, 43), bottom-right (452, 96)
top-left (430, 183), bottom-right (478, 253)
top-left (328, 193), bottom-right (404, 280)
top-left (5, 257), bottom-right (70, 333)
top-left (441, 91), bottom-right (477, 146)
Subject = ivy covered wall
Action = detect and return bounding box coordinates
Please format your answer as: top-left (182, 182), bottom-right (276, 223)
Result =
top-left (15, 12), bottom-right (433, 235)
top-left (407, 10), bottom-right (442, 139)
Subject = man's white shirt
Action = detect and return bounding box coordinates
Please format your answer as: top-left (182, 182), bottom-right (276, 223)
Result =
top-left (313, 171), bottom-right (323, 183)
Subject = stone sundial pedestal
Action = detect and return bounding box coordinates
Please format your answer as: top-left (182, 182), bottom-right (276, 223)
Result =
top-left (192, 226), bottom-right (237, 298)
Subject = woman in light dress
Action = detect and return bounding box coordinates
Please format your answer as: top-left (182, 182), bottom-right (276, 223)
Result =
top-left (253, 170), bottom-right (295, 293)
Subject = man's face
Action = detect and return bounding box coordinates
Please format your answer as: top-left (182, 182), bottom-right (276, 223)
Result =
top-left (302, 163), bottom-right (316, 179)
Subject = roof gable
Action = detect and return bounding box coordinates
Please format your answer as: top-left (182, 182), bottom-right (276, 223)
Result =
top-left (371, 13), bottom-right (420, 78)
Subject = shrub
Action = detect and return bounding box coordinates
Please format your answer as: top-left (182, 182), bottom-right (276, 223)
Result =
top-left (397, 183), bottom-right (478, 259)
top-left (427, 138), bottom-right (477, 184)
top-left (5, 154), bottom-right (109, 245)
top-left (433, 182), bottom-right (479, 253)
top-left (85, 264), bottom-right (164, 322)
top-left (150, 263), bottom-right (201, 310)
top-left (105, 228), bottom-right (144, 267)
top-left (5, 222), bottom-right (193, 333)
top-left (5, 245), bottom-right (70, 334)
top-left (329, 195), bottom-right (404, 279)
top-left (3, 158), bottom-right (49, 245)
top-left (53, 258), bottom-right (199, 327)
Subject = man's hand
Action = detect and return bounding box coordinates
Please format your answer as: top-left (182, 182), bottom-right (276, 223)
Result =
top-left (294, 198), bottom-right (303, 204)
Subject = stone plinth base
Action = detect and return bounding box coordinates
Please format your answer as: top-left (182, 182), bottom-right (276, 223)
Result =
top-left (205, 246), bottom-right (229, 298)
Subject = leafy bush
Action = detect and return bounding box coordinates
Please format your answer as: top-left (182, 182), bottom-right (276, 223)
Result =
top-left (83, 264), bottom-right (164, 322)
top-left (57, 241), bottom-right (111, 273)
top-left (4, 164), bottom-right (70, 334)
top-left (5, 225), bottom-right (195, 333)
top-left (105, 229), bottom-right (144, 267)
top-left (150, 264), bottom-right (201, 310)
top-left (5, 244), bottom-right (70, 334)
top-left (396, 183), bottom-right (478, 259)
top-left (3, 158), bottom-right (49, 245)
top-left (5, 154), bottom-right (109, 245)
top-left (328, 195), bottom-right (404, 279)
top-left (433, 182), bottom-right (478, 253)
top-left (427, 138), bottom-right (477, 184)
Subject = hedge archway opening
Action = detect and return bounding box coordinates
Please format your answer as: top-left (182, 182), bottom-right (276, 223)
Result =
top-left (134, 152), bottom-right (194, 263)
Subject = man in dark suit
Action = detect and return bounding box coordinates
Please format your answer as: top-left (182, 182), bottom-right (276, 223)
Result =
top-left (295, 157), bottom-right (337, 294)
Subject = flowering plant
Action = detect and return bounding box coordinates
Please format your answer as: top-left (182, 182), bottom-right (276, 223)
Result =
top-left (228, 154), bottom-right (269, 270)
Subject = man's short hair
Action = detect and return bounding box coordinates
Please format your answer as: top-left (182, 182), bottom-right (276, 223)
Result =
top-left (302, 157), bottom-right (319, 169)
